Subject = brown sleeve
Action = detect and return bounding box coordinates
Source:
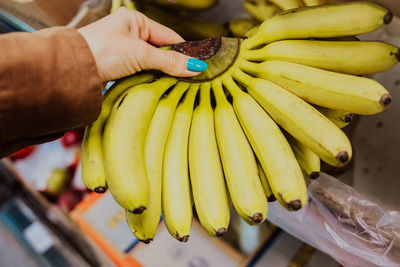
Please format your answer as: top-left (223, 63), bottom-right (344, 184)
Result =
top-left (0, 27), bottom-right (103, 158)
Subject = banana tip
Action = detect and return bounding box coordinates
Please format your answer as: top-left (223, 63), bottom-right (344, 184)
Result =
top-left (396, 49), bottom-right (400, 62)
top-left (216, 228), bottom-right (227, 237)
top-left (267, 195), bottom-right (277, 202)
top-left (384, 11), bottom-right (393, 24)
top-left (310, 172), bottom-right (320, 180)
top-left (380, 94), bottom-right (392, 107)
top-left (93, 186), bottom-right (106, 194)
top-left (140, 238), bottom-right (153, 244)
top-left (178, 235), bottom-right (190, 242)
top-left (288, 200), bottom-right (302, 211)
top-left (251, 213), bottom-right (263, 224)
top-left (132, 206), bottom-right (146, 214)
top-left (344, 113), bottom-right (354, 123)
top-left (336, 151), bottom-right (349, 165)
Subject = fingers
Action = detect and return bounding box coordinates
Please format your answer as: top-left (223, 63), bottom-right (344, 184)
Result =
top-left (139, 42), bottom-right (207, 77)
top-left (128, 9), bottom-right (185, 46)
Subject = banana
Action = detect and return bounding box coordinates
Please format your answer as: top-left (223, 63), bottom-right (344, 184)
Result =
top-left (229, 18), bottom-right (259, 38)
top-left (233, 69), bottom-right (352, 167)
top-left (269, 0), bottom-right (303, 10)
top-left (123, 0), bottom-right (136, 10)
top-left (111, 0), bottom-right (122, 13)
top-left (103, 77), bottom-right (177, 213)
top-left (189, 83), bottom-right (230, 237)
top-left (162, 84), bottom-right (199, 242)
top-left (315, 106), bottom-right (353, 128)
top-left (245, 2), bottom-right (392, 49)
top-left (81, 73), bottom-right (155, 193)
top-left (244, 0), bottom-right (280, 22)
top-left (212, 79), bottom-right (267, 224)
top-left (256, 161), bottom-right (276, 202)
top-left (241, 60), bottom-right (392, 115)
top-left (223, 77), bottom-right (307, 211)
top-left (125, 82), bottom-right (189, 243)
top-left (302, 0), bottom-right (325, 7)
top-left (243, 40), bottom-right (400, 75)
top-left (285, 133), bottom-right (320, 180)
top-left (147, 0), bottom-right (217, 11)
top-left (137, 3), bottom-right (228, 40)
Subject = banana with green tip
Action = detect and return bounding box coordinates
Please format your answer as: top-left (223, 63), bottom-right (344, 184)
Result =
top-left (103, 77), bottom-right (177, 213)
top-left (245, 2), bottom-right (392, 49)
top-left (189, 83), bottom-right (230, 237)
top-left (126, 82), bottom-right (189, 243)
top-left (162, 84), bottom-right (199, 242)
top-left (223, 77), bottom-right (307, 211)
top-left (315, 106), bottom-right (353, 128)
top-left (81, 73), bottom-right (155, 193)
top-left (243, 40), bottom-right (400, 75)
top-left (212, 80), bottom-right (267, 223)
top-left (233, 69), bottom-right (352, 167)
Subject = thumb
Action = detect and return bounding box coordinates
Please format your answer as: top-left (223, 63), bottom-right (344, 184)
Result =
top-left (139, 42), bottom-right (208, 77)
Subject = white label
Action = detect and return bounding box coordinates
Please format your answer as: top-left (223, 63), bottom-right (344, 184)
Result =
top-left (23, 221), bottom-right (53, 254)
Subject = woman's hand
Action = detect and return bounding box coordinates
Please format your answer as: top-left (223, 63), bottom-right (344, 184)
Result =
top-left (78, 7), bottom-right (207, 82)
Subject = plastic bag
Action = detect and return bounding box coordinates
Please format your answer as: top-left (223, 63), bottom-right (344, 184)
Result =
top-left (267, 173), bottom-right (400, 267)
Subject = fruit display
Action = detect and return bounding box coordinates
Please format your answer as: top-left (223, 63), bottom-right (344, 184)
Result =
top-left (81, 2), bottom-right (398, 243)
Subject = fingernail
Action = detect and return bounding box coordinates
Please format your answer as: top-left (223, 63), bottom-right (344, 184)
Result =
top-left (187, 58), bottom-right (207, 72)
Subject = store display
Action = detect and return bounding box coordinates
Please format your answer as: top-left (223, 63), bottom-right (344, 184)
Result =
top-left (81, 1), bottom-right (398, 244)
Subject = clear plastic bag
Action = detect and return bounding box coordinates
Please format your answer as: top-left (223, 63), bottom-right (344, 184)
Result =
top-left (267, 173), bottom-right (400, 267)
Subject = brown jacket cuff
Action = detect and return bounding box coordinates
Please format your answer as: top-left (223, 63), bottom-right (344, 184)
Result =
top-left (0, 27), bottom-right (102, 156)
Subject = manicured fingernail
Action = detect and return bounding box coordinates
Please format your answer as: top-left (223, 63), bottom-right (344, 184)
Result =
top-left (187, 58), bottom-right (208, 72)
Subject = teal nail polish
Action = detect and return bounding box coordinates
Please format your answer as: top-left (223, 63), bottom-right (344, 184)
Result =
top-left (187, 58), bottom-right (208, 72)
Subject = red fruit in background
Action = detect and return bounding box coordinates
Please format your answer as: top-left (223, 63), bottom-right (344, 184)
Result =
top-left (57, 190), bottom-right (83, 212)
top-left (9, 145), bottom-right (37, 160)
top-left (61, 129), bottom-right (84, 148)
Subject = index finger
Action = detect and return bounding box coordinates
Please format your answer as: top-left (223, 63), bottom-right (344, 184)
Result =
top-left (134, 11), bottom-right (185, 46)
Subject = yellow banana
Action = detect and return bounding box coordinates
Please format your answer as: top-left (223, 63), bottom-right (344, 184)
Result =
top-left (223, 77), bottom-right (307, 211)
top-left (81, 73), bottom-right (155, 193)
top-left (189, 83), bottom-right (230, 237)
top-left (245, 2), bottom-right (392, 49)
top-left (269, 0), bottom-right (303, 10)
top-left (125, 82), bottom-right (189, 243)
top-left (241, 60), bottom-right (392, 115)
top-left (233, 69), bottom-right (352, 167)
top-left (256, 161), bottom-right (276, 202)
top-left (111, 0), bottom-right (122, 13)
top-left (137, 3), bottom-right (227, 40)
top-left (229, 18), bottom-right (259, 38)
top-left (147, 0), bottom-right (217, 11)
top-left (103, 77), bottom-right (177, 213)
top-left (302, 0), bottom-right (325, 7)
top-left (244, 40), bottom-right (400, 75)
top-left (162, 84), bottom-right (199, 242)
top-left (212, 80), bottom-right (267, 224)
top-left (315, 106), bottom-right (353, 128)
top-left (285, 133), bottom-right (320, 180)
top-left (244, 0), bottom-right (280, 22)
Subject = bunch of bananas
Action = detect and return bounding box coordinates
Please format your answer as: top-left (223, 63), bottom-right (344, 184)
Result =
top-left (110, 0), bottom-right (227, 40)
top-left (230, 0), bottom-right (328, 37)
top-left (82, 2), bottom-right (399, 243)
